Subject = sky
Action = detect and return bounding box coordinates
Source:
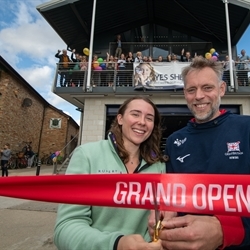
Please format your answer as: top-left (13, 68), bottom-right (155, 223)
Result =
top-left (0, 0), bottom-right (249, 126)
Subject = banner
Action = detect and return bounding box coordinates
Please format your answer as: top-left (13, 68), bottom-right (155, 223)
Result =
top-left (1, 174), bottom-right (250, 217)
top-left (133, 62), bottom-right (190, 90)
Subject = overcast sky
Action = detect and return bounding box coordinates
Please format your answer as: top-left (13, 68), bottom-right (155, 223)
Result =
top-left (0, 0), bottom-right (249, 126)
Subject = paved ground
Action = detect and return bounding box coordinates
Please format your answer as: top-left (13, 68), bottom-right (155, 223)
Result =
top-left (0, 165), bottom-right (59, 250)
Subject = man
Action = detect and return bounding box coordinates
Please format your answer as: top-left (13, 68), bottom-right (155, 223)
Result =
top-left (180, 48), bottom-right (192, 62)
top-left (55, 49), bottom-right (71, 87)
top-left (223, 55), bottom-right (235, 87)
top-left (237, 49), bottom-right (249, 86)
top-left (1, 143), bottom-right (11, 177)
top-left (149, 57), bottom-right (250, 249)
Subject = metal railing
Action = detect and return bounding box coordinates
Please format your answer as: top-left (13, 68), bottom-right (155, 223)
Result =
top-left (53, 62), bottom-right (250, 91)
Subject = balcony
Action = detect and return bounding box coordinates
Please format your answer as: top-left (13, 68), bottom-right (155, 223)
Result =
top-left (52, 61), bottom-right (250, 109)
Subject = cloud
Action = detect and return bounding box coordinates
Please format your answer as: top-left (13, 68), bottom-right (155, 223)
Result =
top-left (18, 65), bottom-right (54, 90)
top-left (0, 0), bottom-right (66, 68)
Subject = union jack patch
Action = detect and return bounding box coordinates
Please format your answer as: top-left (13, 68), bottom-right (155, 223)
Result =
top-left (227, 141), bottom-right (240, 152)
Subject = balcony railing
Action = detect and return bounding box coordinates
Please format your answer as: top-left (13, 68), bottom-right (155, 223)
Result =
top-left (53, 62), bottom-right (250, 93)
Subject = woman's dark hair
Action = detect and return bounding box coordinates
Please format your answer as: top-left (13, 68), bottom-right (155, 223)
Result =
top-left (109, 96), bottom-right (167, 164)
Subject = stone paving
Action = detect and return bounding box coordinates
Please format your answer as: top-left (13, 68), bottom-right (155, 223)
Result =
top-left (0, 165), bottom-right (59, 250)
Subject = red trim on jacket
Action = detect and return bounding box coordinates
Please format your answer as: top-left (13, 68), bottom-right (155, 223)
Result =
top-left (215, 215), bottom-right (244, 249)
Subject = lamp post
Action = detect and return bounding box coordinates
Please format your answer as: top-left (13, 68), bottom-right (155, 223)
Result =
top-left (86, 0), bottom-right (97, 91)
top-left (223, 0), bottom-right (235, 91)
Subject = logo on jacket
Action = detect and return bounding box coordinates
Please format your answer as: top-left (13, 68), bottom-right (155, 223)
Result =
top-left (227, 141), bottom-right (240, 152)
top-left (174, 138), bottom-right (187, 146)
top-left (225, 141), bottom-right (243, 159)
top-left (176, 154), bottom-right (190, 163)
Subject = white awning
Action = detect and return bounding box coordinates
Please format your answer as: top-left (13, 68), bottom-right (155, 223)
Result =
top-left (37, 0), bottom-right (79, 12)
top-left (229, 0), bottom-right (250, 9)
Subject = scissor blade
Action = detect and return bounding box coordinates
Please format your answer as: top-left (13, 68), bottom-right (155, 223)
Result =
top-left (152, 182), bottom-right (159, 223)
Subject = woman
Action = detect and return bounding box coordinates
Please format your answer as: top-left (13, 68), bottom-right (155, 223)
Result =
top-left (54, 96), bottom-right (167, 250)
top-left (134, 63), bottom-right (156, 87)
top-left (106, 52), bottom-right (116, 87)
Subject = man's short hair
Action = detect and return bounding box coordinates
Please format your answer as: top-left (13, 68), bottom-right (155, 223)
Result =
top-left (182, 56), bottom-right (223, 85)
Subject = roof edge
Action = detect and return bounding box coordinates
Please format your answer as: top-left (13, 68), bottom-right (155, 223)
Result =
top-left (36, 0), bottom-right (79, 12)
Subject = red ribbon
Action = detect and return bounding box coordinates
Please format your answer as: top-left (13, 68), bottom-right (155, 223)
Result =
top-left (1, 174), bottom-right (250, 216)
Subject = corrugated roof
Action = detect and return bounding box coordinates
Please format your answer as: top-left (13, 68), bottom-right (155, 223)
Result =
top-left (37, 0), bottom-right (250, 53)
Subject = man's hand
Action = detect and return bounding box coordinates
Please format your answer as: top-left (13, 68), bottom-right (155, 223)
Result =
top-left (159, 215), bottom-right (223, 250)
top-left (117, 234), bottom-right (163, 250)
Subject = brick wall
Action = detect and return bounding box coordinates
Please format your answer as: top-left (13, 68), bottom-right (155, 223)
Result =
top-left (0, 71), bottom-right (44, 154)
top-left (39, 107), bottom-right (79, 159)
top-left (0, 67), bottom-right (79, 159)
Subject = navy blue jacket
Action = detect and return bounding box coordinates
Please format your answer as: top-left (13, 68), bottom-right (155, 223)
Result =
top-left (165, 111), bottom-right (250, 249)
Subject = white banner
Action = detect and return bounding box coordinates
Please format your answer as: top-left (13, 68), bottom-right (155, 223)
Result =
top-left (133, 62), bottom-right (190, 90)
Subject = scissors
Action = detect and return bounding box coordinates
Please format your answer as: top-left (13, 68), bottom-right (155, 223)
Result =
top-left (152, 182), bottom-right (163, 242)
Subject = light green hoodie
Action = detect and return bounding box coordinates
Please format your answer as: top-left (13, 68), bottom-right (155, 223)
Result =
top-left (54, 134), bottom-right (165, 250)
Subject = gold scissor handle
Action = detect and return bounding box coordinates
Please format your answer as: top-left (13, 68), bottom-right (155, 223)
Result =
top-left (153, 219), bottom-right (163, 242)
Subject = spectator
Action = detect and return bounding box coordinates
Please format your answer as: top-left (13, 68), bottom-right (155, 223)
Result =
top-left (156, 55), bottom-right (164, 62)
top-left (143, 56), bottom-right (148, 62)
top-left (55, 49), bottom-right (71, 87)
top-left (114, 34), bottom-right (122, 58)
top-left (79, 55), bottom-right (88, 87)
top-left (1, 143), bottom-right (11, 177)
top-left (236, 49), bottom-right (250, 86)
top-left (70, 49), bottom-right (81, 87)
top-left (117, 53), bottom-right (127, 86)
top-left (54, 96), bottom-right (166, 250)
top-left (167, 54), bottom-right (178, 62)
top-left (92, 54), bottom-right (100, 87)
top-left (148, 56), bottom-right (153, 62)
top-left (106, 53), bottom-right (116, 87)
top-left (126, 51), bottom-right (135, 86)
top-left (134, 51), bottom-right (143, 63)
top-left (222, 55), bottom-right (235, 86)
top-left (148, 56), bottom-right (250, 249)
top-left (180, 48), bottom-right (192, 62)
top-left (25, 147), bottom-right (35, 168)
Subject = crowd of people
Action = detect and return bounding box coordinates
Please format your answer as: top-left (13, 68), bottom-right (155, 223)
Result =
top-left (55, 39), bottom-right (250, 88)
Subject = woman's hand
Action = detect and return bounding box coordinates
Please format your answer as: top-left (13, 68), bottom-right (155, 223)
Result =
top-left (117, 234), bottom-right (163, 250)
top-left (148, 210), bottom-right (177, 240)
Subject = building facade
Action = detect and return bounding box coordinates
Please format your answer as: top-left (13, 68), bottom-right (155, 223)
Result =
top-left (0, 56), bottom-right (79, 159)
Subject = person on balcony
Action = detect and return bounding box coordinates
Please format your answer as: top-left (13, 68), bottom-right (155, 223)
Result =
top-left (55, 49), bottom-right (71, 87)
top-left (117, 53), bottom-right (127, 86)
top-left (54, 96), bottom-right (167, 250)
top-left (134, 51), bottom-right (143, 63)
top-left (126, 51), bottom-right (135, 86)
top-left (180, 48), bottom-right (192, 62)
top-left (79, 55), bottom-right (88, 87)
top-left (70, 49), bottom-right (81, 87)
top-left (222, 55), bottom-right (235, 87)
top-left (114, 34), bottom-right (122, 59)
top-left (106, 53), bottom-right (116, 87)
top-left (236, 49), bottom-right (249, 86)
